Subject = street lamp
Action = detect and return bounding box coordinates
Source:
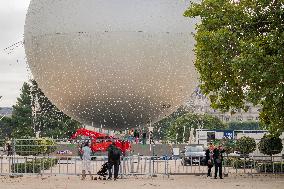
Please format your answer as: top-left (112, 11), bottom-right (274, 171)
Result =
top-left (0, 96), bottom-right (5, 121)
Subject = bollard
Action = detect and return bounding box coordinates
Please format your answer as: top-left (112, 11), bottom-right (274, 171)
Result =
top-left (0, 156), bottom-right (2, 174)
top-left (74, 157), bottom-right (77, 175)
top-left (25, 157), bottom-right (27, 174)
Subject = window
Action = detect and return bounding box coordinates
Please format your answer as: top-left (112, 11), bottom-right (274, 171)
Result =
top-left (225, 116), bottom-right (230, 122)
top-left (247, 116), bottom-right (253, 121)
top-left (236, 116), bottom-right (243, 121)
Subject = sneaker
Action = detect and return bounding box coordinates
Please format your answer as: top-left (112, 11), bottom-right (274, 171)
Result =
top-left (107, 177), bottom-right (112, 180)
top-left (214, 177), bottom-right (217, 179)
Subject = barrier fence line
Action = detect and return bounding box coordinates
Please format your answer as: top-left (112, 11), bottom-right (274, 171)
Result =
top-left (0, 155), bottom-right (283, 176)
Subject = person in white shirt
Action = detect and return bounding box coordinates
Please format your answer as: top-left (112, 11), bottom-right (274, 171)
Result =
top-left (81, 142), bottom-right (93, 180)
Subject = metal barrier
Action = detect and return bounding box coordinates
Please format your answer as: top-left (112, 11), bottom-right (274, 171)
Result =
top-left (0, 155), bottom-right (165, 177)
top-left (0, 155), bottom-right (283, 177)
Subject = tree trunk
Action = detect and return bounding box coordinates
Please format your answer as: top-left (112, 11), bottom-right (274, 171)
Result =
top-left (244, 156), bottom-right (246, 173)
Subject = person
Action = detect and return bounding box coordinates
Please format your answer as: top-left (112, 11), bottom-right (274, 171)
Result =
top-left (129, 129), bottom-right (134, 142)
top-left (78, 143), bottom-right (83, 160)
top-left (142, 131), bottom-right (147, 145)
top-left (81, 142), bottom-right (93, 180)
top-left (205, 143), bottom-right (215, 177)
top-left (213, 144), bottom-right (225, 179)
top-left (133, 129), bottom-right (139, 144)
top-left (107, 142), bottom-right (121, 180)
top-left (149, 131), bottom-right (155, 144)
top-left (6, 143), bottom-right (12, 156)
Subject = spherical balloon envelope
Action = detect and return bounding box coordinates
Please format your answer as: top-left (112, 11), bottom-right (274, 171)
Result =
top-left (24, 0), bottom-right (198, 130)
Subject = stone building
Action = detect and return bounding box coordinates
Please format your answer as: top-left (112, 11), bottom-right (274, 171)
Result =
top-left (186, 87), bottom-right (261, 123)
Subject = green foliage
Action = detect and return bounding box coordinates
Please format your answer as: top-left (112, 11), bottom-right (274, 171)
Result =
top-left (258, 134), bottom-right (283, 156)
top-left (257, 162), bottom-right (284, 173)
top-left (15, 138), bottom-right (57, 156)
top-left (153, 106), bottom-right (189, 141)
top-left (231, 159), bottom-right (254, 169)
top-left (236, 136), bottom-right (256, 156)
top-left (167, 113), bottom-right (226, 143)
top-left (11, 82), bottom-right (35, 138)
top-left (11, 158), bottom-right (58, 173)
top-left (227, 121), bottom-right (261, 130)
top-left (0, 117), bottom-right (13, 138)
top-left (30, 80), bottom-right (81, 139)
top-left (4, 80), bottom-right (81, 139)
top-left (225, 157), bottom-right (284, 173)
top-left (222, 138), bottom-right (236, 154)
top-left (184, 0), bottom-right (284, 134)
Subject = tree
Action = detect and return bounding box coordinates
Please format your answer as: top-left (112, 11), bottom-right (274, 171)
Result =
top-left (258, 134), bottom-right (283, 161)
top-left (236, 136), bottom-right (256, 157)
top-left (153, 106), bottom-right (188, 141)
top-left (30, 80), bottom-right (81, 139)
top-left (10, 80), bottom-right (81, 139)
top-left (167, 113), bottom-right (226, 143)
top-left (11, 82), bottom-right (35, 138)
top-left (0, 117), bottom-right (13, 138)
top-left (227, 121), bottom-right (261, 130)
top-left (221, 138), bottom-right (236, 155)
top-left (184, 0), bottom-right (284, 134)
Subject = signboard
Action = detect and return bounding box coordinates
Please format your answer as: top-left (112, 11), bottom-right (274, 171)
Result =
top-left (224, 131), bottom-right (234, 139)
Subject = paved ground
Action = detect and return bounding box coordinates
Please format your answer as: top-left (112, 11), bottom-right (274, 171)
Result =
top-left (0, 174), bottom-right (284, 189)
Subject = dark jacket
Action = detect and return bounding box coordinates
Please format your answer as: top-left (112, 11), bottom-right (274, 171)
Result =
top-left (213, 148), bottom-right (225, 163)
top-left (205, 149), bottom-right (211, 161)
top-left (108, 144), bottom-right (121, 164)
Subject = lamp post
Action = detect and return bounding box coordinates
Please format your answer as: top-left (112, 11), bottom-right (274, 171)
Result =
top-left (148, 123), bottom-right (156, 177)
top-left (0, 96), bottom-right (5, 121)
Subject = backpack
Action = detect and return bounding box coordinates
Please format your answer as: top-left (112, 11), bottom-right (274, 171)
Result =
top-left (110, 147), bottom-right (121, 161)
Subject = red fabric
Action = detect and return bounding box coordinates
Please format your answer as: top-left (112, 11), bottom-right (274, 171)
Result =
top-left (71, 128), bottom-right (108, 139)
top-left (71, 128), bottom-right (131, 153)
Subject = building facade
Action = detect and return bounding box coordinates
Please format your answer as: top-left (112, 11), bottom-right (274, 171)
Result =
top-left (186, 87), bottom-right (261, 123)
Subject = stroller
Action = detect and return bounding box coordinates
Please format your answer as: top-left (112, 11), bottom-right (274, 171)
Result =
top-left (95, 162), bottom-right (109, 180)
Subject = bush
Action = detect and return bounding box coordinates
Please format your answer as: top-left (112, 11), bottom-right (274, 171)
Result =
top-left (258, 134), bottom-right (283, 157)
top-left (224, 157), bottom-right (254, 168)
top-left (257, 162), bottom-right (284, 173)
top-left (15, 138), bottom-right (57, 156)
top-left (11, 158), bottom-right (58, 173)
top-left (232, 159), bottom-right (254, 169)
top-left (236, 136), bottom-right (256, 157)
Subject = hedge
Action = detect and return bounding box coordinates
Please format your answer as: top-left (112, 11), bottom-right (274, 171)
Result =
top-left (11, 158), bottom-right (58, 173)
top-left (257, 162), bottom-right (284, 173)
top-left (224, 158), bottom-right (254, 169)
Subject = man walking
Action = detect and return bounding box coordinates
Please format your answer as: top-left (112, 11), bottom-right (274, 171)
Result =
top-left (107, 142), bottom-right (121, 180)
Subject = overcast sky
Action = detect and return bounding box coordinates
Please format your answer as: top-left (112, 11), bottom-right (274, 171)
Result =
top-left (0, 0), bottom-right (31, 107)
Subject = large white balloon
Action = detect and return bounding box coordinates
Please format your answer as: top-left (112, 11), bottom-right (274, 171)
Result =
top-left (24, 0), bottom-right (198, 130)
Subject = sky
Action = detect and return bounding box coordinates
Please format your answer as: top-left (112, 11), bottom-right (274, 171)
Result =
top-left (0, 0), bottom-right (31, 107)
